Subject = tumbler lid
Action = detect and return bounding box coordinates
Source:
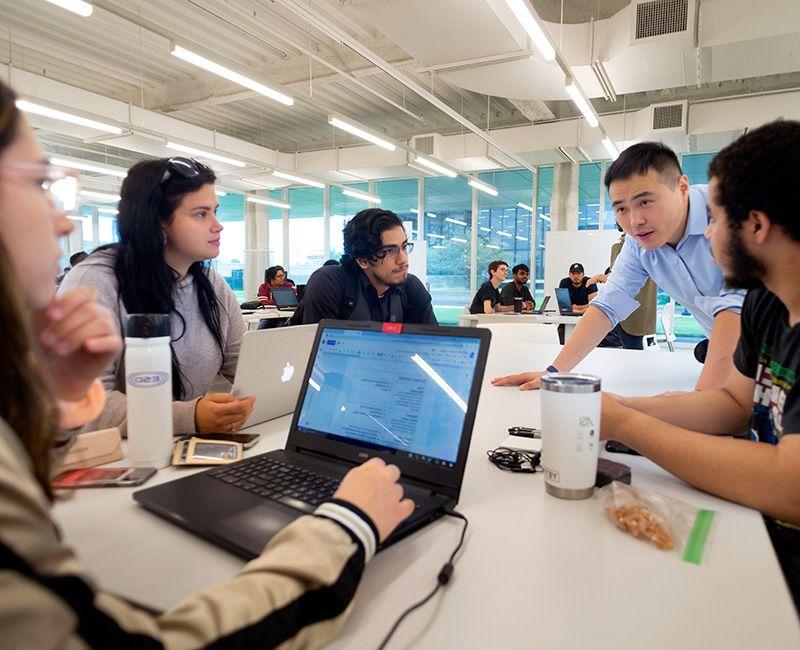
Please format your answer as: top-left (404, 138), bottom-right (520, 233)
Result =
top-left (125, 313), bottom-right (170, 338)
top-left (540, 373), bottom-right (601, 393)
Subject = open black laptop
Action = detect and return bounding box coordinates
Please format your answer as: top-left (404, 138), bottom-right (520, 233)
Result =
top-left (134, 319), bottom-right (491, 559)
top-left (531, 295), bottom-right (550, 315)
top-left (271, 286), bottom-right (299, 311)
top-left (555, 288), bottom-right (582, 316)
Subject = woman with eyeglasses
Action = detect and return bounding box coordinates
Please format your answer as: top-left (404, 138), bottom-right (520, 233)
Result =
top-left (0, 78), bottom-right (414, 647)
top-left (258, 264), bottom-right (296, 306)
top-left (60, 157), bottom-right (256, 434)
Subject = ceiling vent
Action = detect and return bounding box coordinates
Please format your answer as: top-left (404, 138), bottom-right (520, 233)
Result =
top-left (410, 133), bottom-right (444, 158)
top-left (631, 0), bottom-right (695, 44)
top-left (650, 101), bottom-right (687, 133)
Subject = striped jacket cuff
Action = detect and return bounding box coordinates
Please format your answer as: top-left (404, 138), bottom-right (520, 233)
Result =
top-left (314, 499), bottom-right (378, 562)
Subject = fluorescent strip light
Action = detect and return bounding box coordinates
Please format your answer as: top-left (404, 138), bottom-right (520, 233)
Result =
top-left (602, 137), bottom-right (620, 160)
top-left (516, 236), bottom-right (528, 241)
top-left (468, 177), bottom-right (499, 196)
top-left (414, 156), bottom-right (457, 178)
top-left (444, 217), bottom-right (467, 226)
top-left (342, 188), bottom-right (381, 204)
top-left (308, 377), bottom-right (321, 392)
top-left (410, 208), bottom-right (419, 214)
top-left (80, 190), bottom-right (120, 201)
top-left (51, 158), bottom-right (127, 178)
top-left (328, 116), bottom-right (396, 151)
top-left (215, 190), bottom-right (228, 197)
top-left (45, 0), bottom-right (93, 17)
top-left (505, 0), bottom-right (555, 61)
top-left (16, 100), bottom-right (123, 135)
top-left (428, 233), bottom-right (446, 239)
top-left (410, 353), bottom-right (467, 412)
top-left (565, 79), bottom-right (599, 128)
top-left (97, 207), bottom-right (118, 215)
top-left (426, 212), bottom-right (437, 219)
top-left (247, 196), bottom-right (291, 209)
top-left (431, 244), bottom-right (445, 249)
top-left (517, 202), bottom-right (533, 212)
top-left (497, 231), bottom-right (513, 238)
top-left (487, 244), bottom-right (501, 250)
top-left (272, 170), bottom-right (325, 188)
top-left (407, 161), bottom-right (435, 176)
top-left (171, 46), bottom-right (293, 107)
top-left (540, 215), bottom-right (551, 223)
top-left (480, 227), bottom-right (491, 232)
top-left (451, 237), bottom-right (468, 243)
top-left (165, 142), bottom-right (246, 168)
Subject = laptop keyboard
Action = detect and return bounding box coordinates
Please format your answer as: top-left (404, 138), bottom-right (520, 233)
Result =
top-left (208, 455), bottom-right (341, 513)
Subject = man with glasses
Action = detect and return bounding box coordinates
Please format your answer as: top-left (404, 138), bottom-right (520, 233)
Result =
top-left (288, 208), bottom-right (437, 325)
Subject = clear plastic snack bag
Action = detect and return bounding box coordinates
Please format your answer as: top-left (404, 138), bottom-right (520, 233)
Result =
top-left (598, 480), bottom-right (715, 564)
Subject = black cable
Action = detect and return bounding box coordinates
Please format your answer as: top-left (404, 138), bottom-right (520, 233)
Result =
top-left (486, 446), bottom-right (541, 473)
top-left (376, 510), bottom-right (468, 650)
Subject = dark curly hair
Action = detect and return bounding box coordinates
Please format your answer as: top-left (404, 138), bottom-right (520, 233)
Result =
top-left (604, 141), bottom-right (682, 190)
top-left (708, 120), bottom-right (800, 242)
top-left (341, 208), bottom-right (404, 271)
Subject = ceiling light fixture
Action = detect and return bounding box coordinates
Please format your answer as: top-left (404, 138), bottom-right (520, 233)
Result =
top-left (17, 100), bottom-right (123, 134)
top-left (414, 156), bottom-right (457, 178)
top-left (487, 244), bottom-right (501, 250)
top-left (451, 237), bottom-right (467, 243)
top-left (428, 233), bottom-right (446, 239)
top-left (165, 142), bottom-right (246, 168)
top-left (51, 158), bottom-right (127, 178)
top-left (246, 196), bottom-right (291, 209)
top-left (171, 45), bottom-right (293, 107)
top-left (505, 0), bottom-right (556, 61)
top-left (44, 0), bottom-right (93, 17)
top-left (80, 190), bottom-right (120, 201)
top-left (444, 217), bottom-right (467, 226)
top-left (602, 136), bottom-right (620, 160)
top-left (410, 208), bottom-right (419, 214)
top-left (272, 170), bottom-right (325, 188)
top-left (516, 202), bottom-right (533, 212)
top-left (328, 116), bottom-right (396, 151)
top-left (97, 207), bottom-right (118, 215)
top-left (565, 78), bottom-right (599, 128)
top-left (215, 190), bottom-right (228, 197)
top-left (468, 177), bottom-right (499, 196)
top-left (342, 188), bottom-right (381, 204)
top-left (426, 212), bottom-right (438, 218)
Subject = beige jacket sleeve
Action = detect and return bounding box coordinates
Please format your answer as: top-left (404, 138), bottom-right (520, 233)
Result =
top-left (0, 420), bottom-right (375, 650)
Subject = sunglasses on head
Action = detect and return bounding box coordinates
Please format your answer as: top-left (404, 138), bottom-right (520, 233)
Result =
top-left (161, 157), bottom-right (207, 184)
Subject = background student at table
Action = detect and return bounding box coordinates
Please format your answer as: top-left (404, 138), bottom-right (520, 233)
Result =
top-left (601, 120), bottom-right (800, 614)
top-left (493, 141), bottom-right (744, 391)
top-left (258, 264), bottom-right (296, 306)
top-left (558, 262), bottom-right (599, 315)
top-left (469, 260), bottom-right (514, 315)
top-left (61, 157), bottom-right (254, 435)
top-left (500, 263), bottom-right (535, 311)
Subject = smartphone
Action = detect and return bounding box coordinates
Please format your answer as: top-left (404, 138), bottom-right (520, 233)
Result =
top-left (182, 432), bottom-right (261, 449)
top-left (604, 440), bottom-right (641, 456)
top-left (52, 467), bottom-right (156, 489)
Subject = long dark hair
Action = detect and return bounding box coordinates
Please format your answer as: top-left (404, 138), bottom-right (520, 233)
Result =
top-left (102, 159), bottom-right (224, 400)
top-left (0, 80), bottom-right (59, 499)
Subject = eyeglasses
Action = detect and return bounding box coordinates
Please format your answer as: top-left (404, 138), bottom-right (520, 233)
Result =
top-left (375, 241), bottom-right (414, 260)
top-left (0, 162), bottom-right (81, 212)
top-left (161, 156), bottom-right (207, 184)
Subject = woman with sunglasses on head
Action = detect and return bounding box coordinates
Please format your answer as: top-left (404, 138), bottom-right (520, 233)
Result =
top-left (61, 157), bottom-right (256, 435)
top-left (0, 79), bottom-right (414, 647)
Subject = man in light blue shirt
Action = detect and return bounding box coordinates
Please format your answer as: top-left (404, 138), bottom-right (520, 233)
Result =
top-left (493, 142), bottom-right (744, 391)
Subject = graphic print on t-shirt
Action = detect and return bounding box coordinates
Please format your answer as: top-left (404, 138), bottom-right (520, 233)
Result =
top-left (750, 343), bottom-right (796, 444)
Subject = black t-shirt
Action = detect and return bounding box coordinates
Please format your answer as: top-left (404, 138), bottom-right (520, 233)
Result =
top-left (500, 281), bottom-right (535, 307)
top-left (558, 277), bottom-right (598, 306)
top-left (469, 281), bottom-right (501, 314)
top-left (733, 287), bottom-right (800, 442)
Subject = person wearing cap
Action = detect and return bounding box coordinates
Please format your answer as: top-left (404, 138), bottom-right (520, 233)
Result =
top-left (558, 262), bottom-right (599, 315)
top-left (493, 141), bottom-right (744, 392)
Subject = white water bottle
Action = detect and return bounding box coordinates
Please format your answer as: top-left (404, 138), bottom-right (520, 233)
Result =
top-left (125, 314), bottom-right (173, 468)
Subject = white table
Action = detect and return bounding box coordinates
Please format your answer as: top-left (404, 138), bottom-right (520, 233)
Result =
top-left (241, 309), bottom-right (294, 330)
top-left (472, 311), bottom-right (582, 340)
top-left (51, 339), bottom-right (800, 649)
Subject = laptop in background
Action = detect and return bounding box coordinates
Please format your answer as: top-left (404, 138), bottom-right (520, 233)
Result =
top-left (134, 320), bottom-right (491, 559)
top-left (531, 295), bottom-right (550, 315)
top-left (232, 325), bottom-right (318, 427)
top-left (271, 287), bottom-right (299, 311)
top-left (555, 288), bottom-right (582, 316)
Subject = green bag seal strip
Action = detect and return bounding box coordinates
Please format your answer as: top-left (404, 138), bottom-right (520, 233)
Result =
top-left (683, 508), bottom-right (715, 564)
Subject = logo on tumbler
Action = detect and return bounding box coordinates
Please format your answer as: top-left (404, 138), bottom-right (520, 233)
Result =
top-left (128, 371), bottom-right (169, 388)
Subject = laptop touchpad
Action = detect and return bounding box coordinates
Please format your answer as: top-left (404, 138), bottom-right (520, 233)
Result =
top-left (219, 505), bottom-right (298, 552)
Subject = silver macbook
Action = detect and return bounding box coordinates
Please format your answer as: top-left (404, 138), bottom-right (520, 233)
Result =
top-left (232, 324), bottom-right (317, 427)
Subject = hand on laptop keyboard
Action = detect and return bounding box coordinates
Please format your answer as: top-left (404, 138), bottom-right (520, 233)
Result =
top-left (334, 458), bottom-right (415, 543)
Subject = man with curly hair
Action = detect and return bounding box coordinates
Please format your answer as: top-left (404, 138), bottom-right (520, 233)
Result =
top-left (289, 208), bottom-right (437, 325)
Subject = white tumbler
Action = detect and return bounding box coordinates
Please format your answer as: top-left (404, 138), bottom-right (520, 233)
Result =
top-left (125, 314), bottom-right (173, 468)
top-left (540, 373), bottom-right (601, 499)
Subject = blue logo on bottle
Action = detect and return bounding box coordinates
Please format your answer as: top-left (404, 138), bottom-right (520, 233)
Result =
top-left (127, 371), bottom-right (169, 388)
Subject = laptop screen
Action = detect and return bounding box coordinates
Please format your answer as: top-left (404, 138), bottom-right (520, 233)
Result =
top-left (555, 288), bottom-right (572, 312)
top-left (272, 287), bottom-right (298, 308)
top-left (295, 327), bottom-right (482, 469)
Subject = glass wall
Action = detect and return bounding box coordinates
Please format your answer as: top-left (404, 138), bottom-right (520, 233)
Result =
top-left (376, 178), bottom-right (418, 241)
top-left (533, 166), bottom-right (553, 299)
top-left (268, 189), bottom-right (284, 268)
top-left (215, 193), bottom-right (245, 298)
top-left (578, 162), bottom-right (602, 230)
top-left (329, 182), bottom-right (368, 259)
top-left (475, 169), bottom-right (533, 289)
top-left (424, 175), bottom-right (472, 322)
top-left (682, 152), bottom-right (715, 185)
top-left (288, 187), bottom-right (324, 284)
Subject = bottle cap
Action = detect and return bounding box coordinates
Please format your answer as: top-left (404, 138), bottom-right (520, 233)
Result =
top-left (125, 313), bottom-right (170, 338)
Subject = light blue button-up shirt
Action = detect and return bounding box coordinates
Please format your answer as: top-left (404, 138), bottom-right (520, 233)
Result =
top-left (591, 184), bottom-right (745, 337)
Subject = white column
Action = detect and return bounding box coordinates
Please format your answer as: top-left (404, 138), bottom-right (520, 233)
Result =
top-left (470, 185), bottom-right (478, 298)
top-left (91, 207), bottom-right (100, 249)
top-left (282, 188), bottom-right (290, 273)
top-left (550, 162), bottom-right (579, 231)
top-left (244, 201), bottom-right (269, 298)
top-left (529, 170), bottom-right (539, 294)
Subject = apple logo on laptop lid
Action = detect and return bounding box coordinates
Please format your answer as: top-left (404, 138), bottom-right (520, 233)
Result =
top-left (281, 362), bottom-right (295, 383)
